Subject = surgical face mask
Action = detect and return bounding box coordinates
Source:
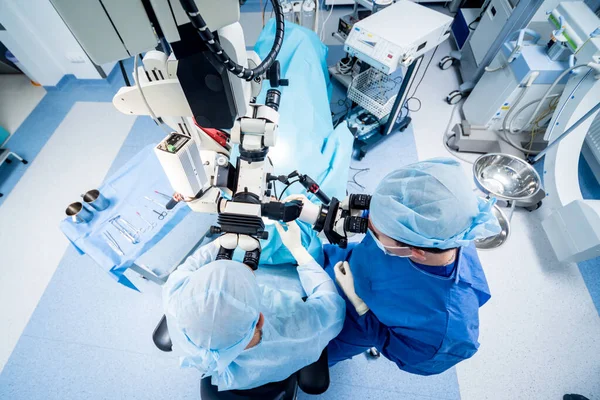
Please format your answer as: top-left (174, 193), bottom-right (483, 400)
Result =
top-left (368, 229), bottom-right (412, 258)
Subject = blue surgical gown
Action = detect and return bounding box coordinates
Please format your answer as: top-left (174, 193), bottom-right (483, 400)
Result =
top-left (323, 232), bottom-right (491, 375)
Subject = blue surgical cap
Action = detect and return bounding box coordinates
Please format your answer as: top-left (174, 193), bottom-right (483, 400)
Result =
top-left (370, 158), bottom-right (501, 249)
top-left (170, 260), bottom-right (261, 375)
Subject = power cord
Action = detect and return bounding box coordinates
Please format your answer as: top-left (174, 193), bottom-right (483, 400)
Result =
top-left (348, 166), bottom-right (370, 190)
top-left (405, 97), bottom-right (422, 112)
top-left (402, 46), bottom-right (439, 115)
top-left (278, 180), bottom-right (300, 201)
top-left (320, 0), bottom-right (335, 42)
top-left (408, 46), bottom-right (439, 99)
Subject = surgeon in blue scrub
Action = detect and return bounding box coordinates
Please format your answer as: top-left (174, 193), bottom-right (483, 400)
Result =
top-left (317, 158), bottom-right (501, 375)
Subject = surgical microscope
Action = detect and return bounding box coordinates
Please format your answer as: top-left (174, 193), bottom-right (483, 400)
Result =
top-left (51, 0), bottom-right (370, 269)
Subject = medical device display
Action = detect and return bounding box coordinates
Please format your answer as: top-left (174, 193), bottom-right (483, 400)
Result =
top-left (344, 1), bottom-right (452, 74)
top-left (329, 1), bottom-right (452, 160)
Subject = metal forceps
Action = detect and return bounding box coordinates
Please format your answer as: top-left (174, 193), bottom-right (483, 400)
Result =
top-left (109, 215), bottom-right (140, 244)
top-left (145, 205), bottom-right (168, 220)
top-left (103, 231), bottom-right (125, 256)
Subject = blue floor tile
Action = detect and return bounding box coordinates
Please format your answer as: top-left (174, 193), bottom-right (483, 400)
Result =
top-left (348, 124), bottom-right (418, 194)
top-left (327, 354), bottom-right (460, 400)
top-left (21, 246), bottom-right (166, 356)
top-left (578, 257), bottom-right (600, 316)
top-left (0, 335), bottom-right (200, 400)
top-left (298, 381), bottom-right (456, 400)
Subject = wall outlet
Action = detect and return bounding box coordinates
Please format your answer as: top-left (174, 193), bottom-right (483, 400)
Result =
top-left (65, 52), bottom-right (87, 64)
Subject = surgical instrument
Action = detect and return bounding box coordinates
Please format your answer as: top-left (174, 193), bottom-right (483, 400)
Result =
top-left (155, 190), bottom-right (179, 210)
top-left (144, 196), bottom-right (167, 209)
top-left (137, 211), bottom-right (157, 230)
top-left (109, 216), bottom-right (140, 244)
top-left (154, 190), bottom-right (173, 201)
top-left (137, 211), bottom-right (156, 231)
top-left (145, 205), bottom-right (168, 220)
top-left (103, 231), bottom-right (125, 256)
top-left (118, 216), bottom-right (142, 234)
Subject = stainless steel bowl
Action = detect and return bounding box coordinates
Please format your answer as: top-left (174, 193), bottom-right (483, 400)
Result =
top-left (66, 202), bottom-right (93, 224)
top-left (83, 189), bottom-right (110, 211)
top-left (473, 153), bottom-right (541, 200)
top-left (475, 203), bottom-right (510, 250)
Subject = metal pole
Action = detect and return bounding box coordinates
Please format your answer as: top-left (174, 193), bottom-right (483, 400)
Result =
top-left (508, 200), bottom-right (517, 221)
top-left (382, 55), bottom-right (423, 136)
top-left (129, 263), bottom-right (167, 285)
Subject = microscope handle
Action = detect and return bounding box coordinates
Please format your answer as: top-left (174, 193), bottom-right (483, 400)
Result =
top-left (299, 175), bottom-right (331, 205)
top-left (165, 198), bottom-right (179, 210)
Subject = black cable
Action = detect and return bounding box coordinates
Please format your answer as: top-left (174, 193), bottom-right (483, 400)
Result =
top-left (348, 167), bottom-right (370, 190)
top-left (398, 46), bottom-right (438, 114)
top-left (405, 97), bottom-right (422, 112)
top-left (179, 0), bottom-right (285, 81)
top-left (119, 60), bottom-right (131, 86)
top-left (468, 18), bottom-right (481, 30)
top-left (469, 7), bottom-right (485, 31)
top-left (409, 46), bottom-right (438, 100)
top-left (263, 0), bottom-right (269, 23)
top-left (278, 179), bottom-right (299, 201)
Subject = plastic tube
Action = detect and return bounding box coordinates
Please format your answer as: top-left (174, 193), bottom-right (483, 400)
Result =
top-left (499, 85), bottom-right (539, 154)
top-left (507, 94), bottom-right (561, 134)
top-left (513, 64), bottom-right (589, 134)
top-left (485, 29), bottom-right (541, 73)
top-left (501, 71), bottom-right (538, 137)
top-left (320, 0), bottom-right (335, 42)
top-left (313, 0), bottom-right (319, 33)
top-left (484, 64), bottom-right (507, 73)
top-left (545, 69), bottom-right (593, 141)
top-left (504, 69), bottom-right (594, 155)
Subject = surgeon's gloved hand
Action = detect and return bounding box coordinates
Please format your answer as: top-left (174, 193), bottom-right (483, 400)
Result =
top-left (284, 194), bottom-right (321, 226)
top-left (334, 261), bottom-right (369, 316)
top-left (275, 221), bottom-right (314, 265)
top-left (284, 194), bottom-right (310, 204)
top-left (210, 236), bottom-right (221, 249)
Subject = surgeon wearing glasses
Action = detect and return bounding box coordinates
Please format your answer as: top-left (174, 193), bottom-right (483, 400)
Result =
top-left (302, 158), bottom-right (502, 375)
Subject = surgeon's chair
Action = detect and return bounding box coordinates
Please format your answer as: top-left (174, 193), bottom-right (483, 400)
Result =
top-left (153, 315), bottom-right (330, 400)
